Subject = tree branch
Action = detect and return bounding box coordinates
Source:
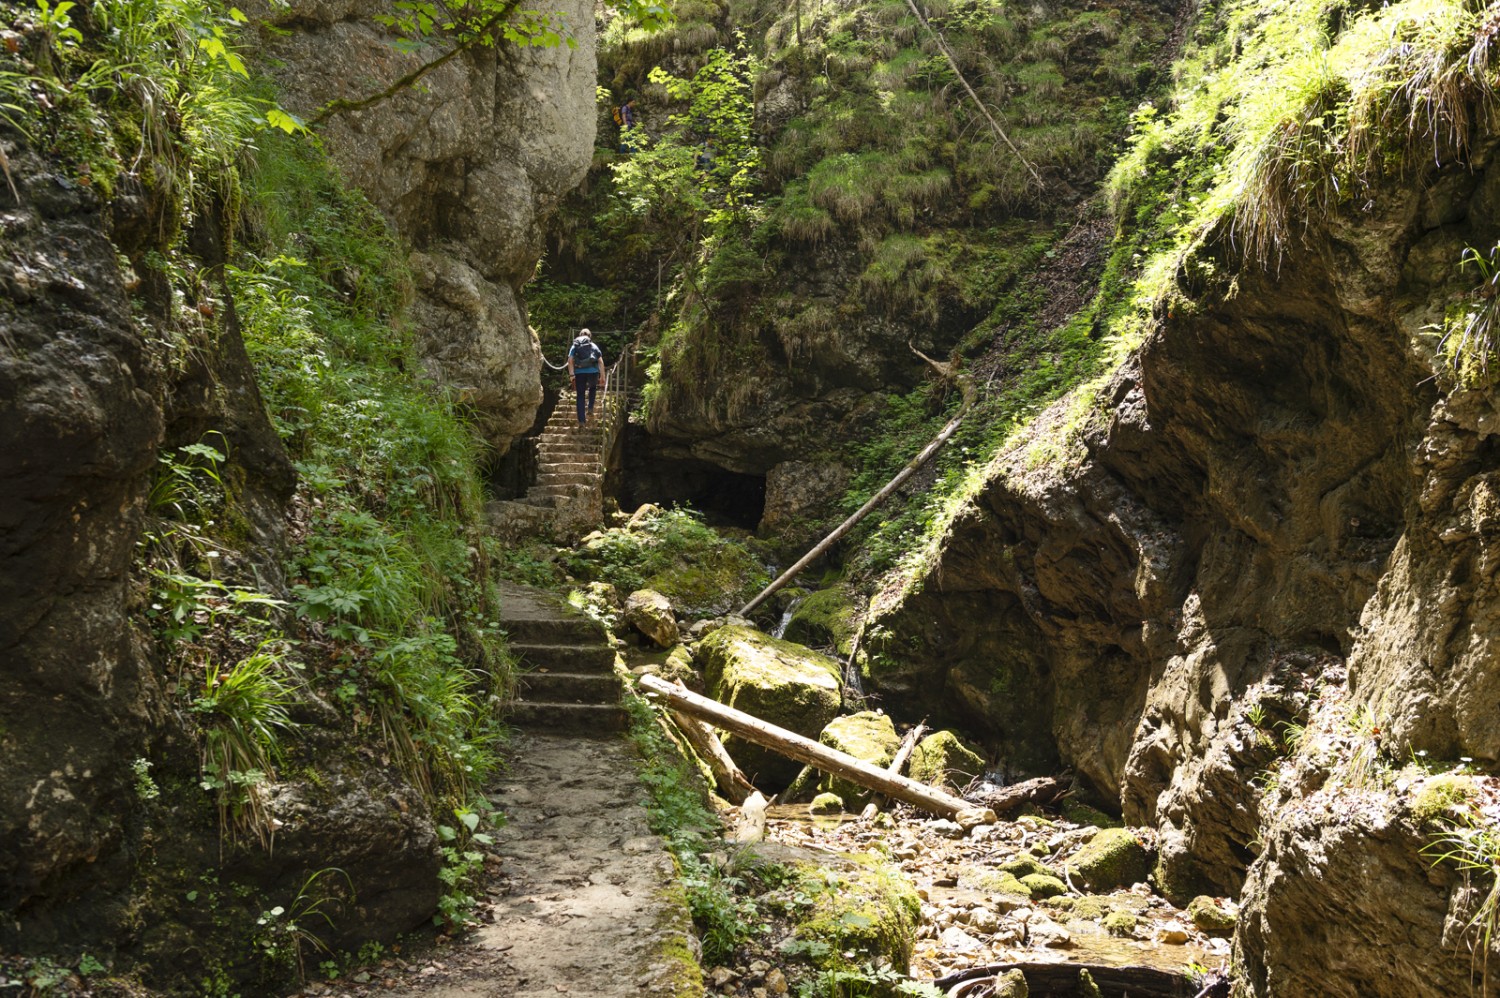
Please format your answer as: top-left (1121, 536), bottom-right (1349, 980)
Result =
top-left (308, 0), bottom-right (525, 127)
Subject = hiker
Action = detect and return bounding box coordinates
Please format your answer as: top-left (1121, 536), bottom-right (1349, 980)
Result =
top-left (616, 97), bottom-right (640, 153)
top-left (567, 329), bottom-right (606, 428)
top-left (695, 137), bottom-right (716, 172)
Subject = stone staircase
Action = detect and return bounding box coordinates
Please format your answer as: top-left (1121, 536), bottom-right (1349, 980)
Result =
top-left (500, 582), bottom-right (626, 735)
top-left (525, 398), bottom-right (613, 506)
top-left (487, 362), bottom-right (629, 542)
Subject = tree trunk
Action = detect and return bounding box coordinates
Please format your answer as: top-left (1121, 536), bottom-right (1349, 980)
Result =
top-left (670, 705), bottom-right (756, 805)
top-left (965, 776), bottom-right (1069, 816)
top-left (638, 675), bottom-right (995, 825)
top-left (860, 721), bottom-right (926, 820)
top-left (740, 388), bottom-right (973, 615)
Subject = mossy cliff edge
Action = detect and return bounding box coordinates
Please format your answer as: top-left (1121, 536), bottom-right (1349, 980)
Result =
top-left (0, 0), bottom-right (595, 989)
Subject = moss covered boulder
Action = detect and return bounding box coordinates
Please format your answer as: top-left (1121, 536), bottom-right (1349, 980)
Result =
top-left (1187, 895), bottom-right (1236, 935)
top-left (957, 866), bottom-right (1032, 902)
top-left (909, 730), bottom-right (986, 790)
top-left (1020, 873), bottom-right (1067, 899)
top-left (790, 861), bottom-right (922, 973)
top-left (700, 625), bottom-right (842, 784)
top-left (817, 711), bottom-right (900, 807)
top-left (1064, 828), bottom-right (1152, 892)
top-left (783, 588), bottom-right (860, 654)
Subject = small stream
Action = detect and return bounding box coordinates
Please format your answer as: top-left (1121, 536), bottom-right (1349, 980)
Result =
top-left (771, 597), bottom-right (803, 639)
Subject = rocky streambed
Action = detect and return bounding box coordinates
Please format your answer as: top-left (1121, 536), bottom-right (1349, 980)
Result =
top-left (700, 799), bottom-right (1232, 997)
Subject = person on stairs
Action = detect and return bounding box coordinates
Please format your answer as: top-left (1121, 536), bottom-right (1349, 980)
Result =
top-left (567, 329), bottom-right (606, 428)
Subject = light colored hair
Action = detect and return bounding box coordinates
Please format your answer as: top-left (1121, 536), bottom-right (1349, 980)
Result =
top-left (578, 328), bottom-right (591, 340)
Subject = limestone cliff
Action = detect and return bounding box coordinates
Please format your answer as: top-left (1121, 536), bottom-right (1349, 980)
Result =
top-left (253, 0), bottom-right (599, 449)
top-left (862, 42), bottom-right (1500, 998)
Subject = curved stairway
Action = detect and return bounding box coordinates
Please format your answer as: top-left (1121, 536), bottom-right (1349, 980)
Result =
top-left (500, 582), bottom-right (626, 735)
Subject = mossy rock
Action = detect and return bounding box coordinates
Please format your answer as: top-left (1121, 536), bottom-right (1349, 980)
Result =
top-left (909, 731), bottom-right (985, 791)
top-left (782, 764), bottom-right (820, 804)
top-left (700, 626), bottom-right (842, 785)
top-left (1410, 773), bottom-right (1476, 825)
top-left (999, 856), bottom-right (1058, 880)
top-left (1102, 911), bottom-right (1138, 937)
top-left (662, 645), bottom-right (699, 688)
top-left (788, 860), bottom-right (922, 974)
top-left (956, 866), bottom-right (1032, 900)
top-left (992, 969), bottom-right (1028, 998)
top-left (1060, 797), bottom-right (1123, 829)
top-left (1019, 873), bottom-right (1067, 899)
top-left (818, 711), bottom-right (900, 807)
top-left (810, 792), bottom-right (844, 814)
top-left (1064, 828), bottom-right (1152, 892)
top-left (783, 587), bottom-right (860, 654)
top-left (1187, 895), bottom-right (1236, 935)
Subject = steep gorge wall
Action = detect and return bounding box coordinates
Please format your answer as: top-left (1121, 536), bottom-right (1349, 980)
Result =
top-left (865, 109), bottom-right (1500, 998)
top-left (252, 0), bottom-right (599, 449)
top-left (0, 1), bottom-right (596, 985)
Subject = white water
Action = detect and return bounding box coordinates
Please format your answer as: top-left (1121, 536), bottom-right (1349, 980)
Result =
top-left (771, 597), bottom-right (803, 639)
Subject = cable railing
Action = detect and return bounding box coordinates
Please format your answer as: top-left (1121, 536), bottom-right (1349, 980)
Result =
top-left (597, 350), bottom-right (630, 477)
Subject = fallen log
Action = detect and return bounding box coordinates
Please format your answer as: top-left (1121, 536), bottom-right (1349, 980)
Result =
top-left (934, 961), bottom-right (1199, 997)
top-left (670, 703), bottom-right (756, 806)
top-left (860, 721), bottom-right (927, 821)
top-left (964, 776), bottom-right (1068, 816)
top-left (639, 675), bottom-right (995, 825)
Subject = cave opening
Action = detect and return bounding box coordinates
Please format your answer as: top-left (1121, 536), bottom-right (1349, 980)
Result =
top-left (619, 429), bottom-right (767, 530)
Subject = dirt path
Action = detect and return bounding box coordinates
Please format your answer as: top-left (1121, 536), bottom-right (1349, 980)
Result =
top-left (335, 733), bottom-right (700, 998)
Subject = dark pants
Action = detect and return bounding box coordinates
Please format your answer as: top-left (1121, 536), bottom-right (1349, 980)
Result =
top-left (574, 372), bottom-right (599, 425)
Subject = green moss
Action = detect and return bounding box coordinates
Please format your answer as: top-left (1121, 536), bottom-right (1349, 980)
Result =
top-left (789, 860), bottom-right (922, 973)
top-left (1064, 828), bottom-right (1151, 892)
top-left (956, 867), bottom-right (1032, 899)
top-left (1060, 797), bottom-right (1124, 829)
top-left (999, 856), bottom-right (1057, 879)
top-left (1186, 895), bottom-right (1236, 935)
top-left (783, 588), bottom-right (861, 653)
top-left (810, 792), bottom-right (845, 814)
top-left (909, 731), bottom-right (986, 790)
top-left (1019, 873), bottom-right (1067, 899)
top-left (1102, 911), bottom-right (1138, 936)
top-left (818, 711), bottom-right (900, 806)
top-left (1410, 774), bottom-right (1477, 825)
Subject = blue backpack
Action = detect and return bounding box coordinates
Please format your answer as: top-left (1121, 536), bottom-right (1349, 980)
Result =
top-left (572, 340), bottom-right (601, 370)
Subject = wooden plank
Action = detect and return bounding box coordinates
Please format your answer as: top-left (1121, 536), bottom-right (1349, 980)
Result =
top-left (639, 675), bottom-right (995, 825)
top-left (934, 960), bottom-right (1202, 997)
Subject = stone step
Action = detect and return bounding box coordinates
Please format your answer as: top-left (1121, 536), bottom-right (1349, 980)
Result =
top-left (536, 471), bottom-right (602, 487)
top-left (509, 640), bottom-right (615, 672)
top-left (538, 460), bottom-right (596, 471)
top-left (528, 484), bottom-right (592, 499)
top-left (519, 669), bottom-right (621, 703)
top-left (508, 701), bottom-right (628, 736)
top-left (501, 614), bottom-right (606, 643)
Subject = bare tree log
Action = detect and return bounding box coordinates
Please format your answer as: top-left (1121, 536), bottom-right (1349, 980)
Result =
top-left (860, 721), bottom-right (927, 821)
top-left (965, 776), bottom-right (1068, 816)
top-left (934, 960), bottom-right (1199, 997)
top-left (670, 705), bottom-right (756, 806)
top-left (740, 371), bottom-right (975, 615)
top-left (639, 675), bottom-right (995, 824)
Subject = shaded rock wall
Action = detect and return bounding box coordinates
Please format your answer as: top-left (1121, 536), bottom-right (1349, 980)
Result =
top-left (865, 129), bottom-right (1500, 994)
top-left (254, 0), bottom-right (598, 449)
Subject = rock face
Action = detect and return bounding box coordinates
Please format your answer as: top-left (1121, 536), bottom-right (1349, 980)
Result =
top-left (0, 137), bottom-right (296, 939)
top-left (699, 625), bottom-right (843, 784)
top-left (862, 126), bottom-right (1500, 994)
top-left (252, 0), bottom-right (598, 449)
